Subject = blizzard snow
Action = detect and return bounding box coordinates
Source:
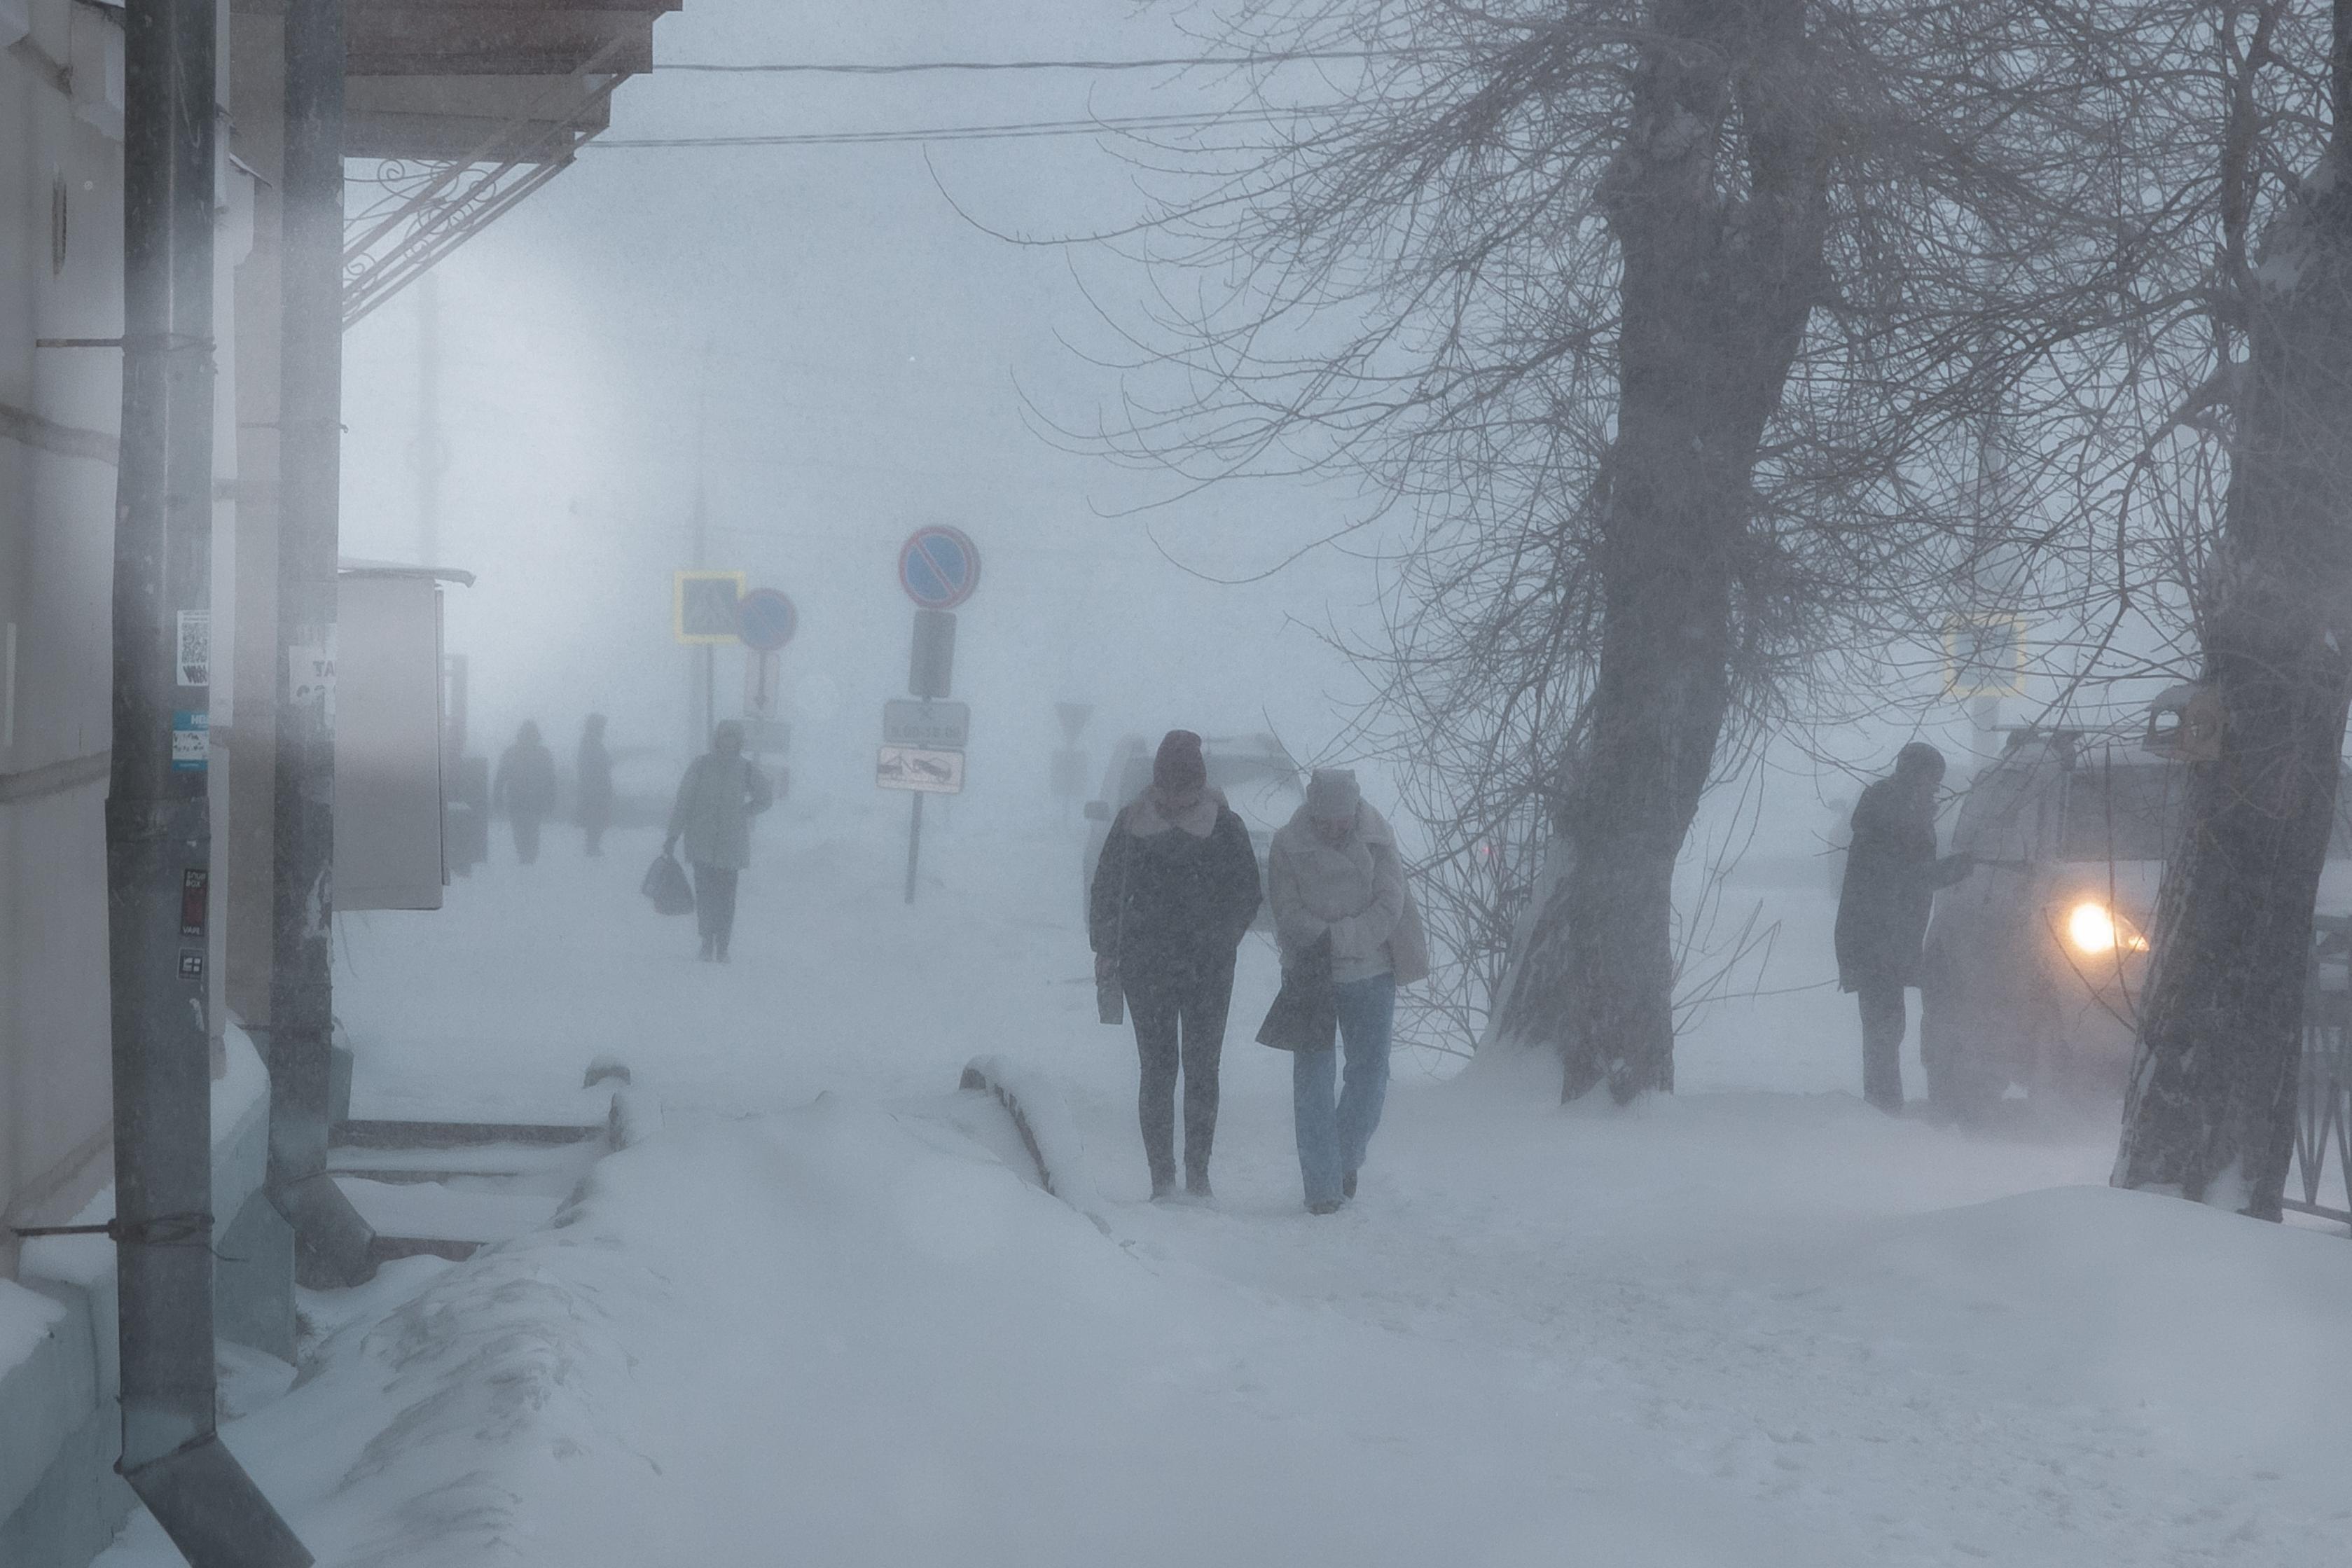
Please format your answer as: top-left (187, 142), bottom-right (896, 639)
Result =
top-left (90, 810), bottom-right (2352, 1567)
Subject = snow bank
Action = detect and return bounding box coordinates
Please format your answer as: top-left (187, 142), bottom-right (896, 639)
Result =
top-left (96, 1098), bottom-right (1839, 1568)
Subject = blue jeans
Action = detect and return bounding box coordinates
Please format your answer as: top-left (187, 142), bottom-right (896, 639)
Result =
top-left (1293, 973), bottom-right (1395, 1207)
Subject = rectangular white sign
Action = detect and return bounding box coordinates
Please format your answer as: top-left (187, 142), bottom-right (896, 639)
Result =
top-left (876, 744), bottom-right (964, 795)
top-left (883, 699), bottom-right (969, 750)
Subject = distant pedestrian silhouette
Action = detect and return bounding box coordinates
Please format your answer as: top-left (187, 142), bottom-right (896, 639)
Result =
top-left (665, 721), bottom-right (773, 962)
top-left (576, 714), bottom-right (614, 856)
top-left (493, 721), bottom-right (558, 866)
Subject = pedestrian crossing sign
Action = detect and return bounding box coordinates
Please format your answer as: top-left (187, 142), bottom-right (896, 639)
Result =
top-left (674, 571), bottom-right (746, 644)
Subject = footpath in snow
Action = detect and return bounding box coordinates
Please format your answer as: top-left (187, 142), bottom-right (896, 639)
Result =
top-left (92, 811), bottom-right (2352, 1567)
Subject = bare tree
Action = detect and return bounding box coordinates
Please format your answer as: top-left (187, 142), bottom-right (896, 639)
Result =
top-left (1067, 1), bottom-right (2153, 1098)
top-left (2114, 1), bottom-right (2352, 1219)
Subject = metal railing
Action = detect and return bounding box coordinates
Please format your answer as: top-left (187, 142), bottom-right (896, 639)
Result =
top-left (2285, 1006), bottom-right (2352, 1229)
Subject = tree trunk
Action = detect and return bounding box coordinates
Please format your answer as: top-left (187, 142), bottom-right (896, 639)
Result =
top-left (2115, 153), bottom-right (2352, 1217)
top-left (1486, 0), bottom-right (1826, 1102)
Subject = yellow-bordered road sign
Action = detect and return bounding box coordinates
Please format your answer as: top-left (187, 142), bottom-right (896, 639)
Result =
top-left (674, 570), bottom-right (746, 644)
top-left (1942, 615), bottom-right (2026, 697)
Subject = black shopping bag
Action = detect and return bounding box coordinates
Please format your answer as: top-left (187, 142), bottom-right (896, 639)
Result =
top-left (1257, 934), bottom-right (1338, 1053)
top-left (641, 851), bottom-right (695, 917)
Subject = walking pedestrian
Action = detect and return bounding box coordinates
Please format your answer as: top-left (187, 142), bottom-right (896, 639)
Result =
top-left (1834, 742), bottom-right (1975, 1113)
top-left (1089, 730), bottom-right (1261, 1201)
top-left (665, 720), bottom-right (773, 962)
top-left (1268, 769), bottom-right (1428, 1214)
top-left (576, 714), bottom-right (614, 856)
top-left (492, 721), bottom-right (558, 866)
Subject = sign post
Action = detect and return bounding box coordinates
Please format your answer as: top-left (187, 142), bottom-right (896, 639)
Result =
top-left (890, 529), bottom-right (981, 902)
top-left (674, 569), bottom-right (744, 747)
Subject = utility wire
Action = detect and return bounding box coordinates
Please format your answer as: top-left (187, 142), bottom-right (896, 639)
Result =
top-left (590, 108), bottom-right (1320, 150)
top-left (656, 50), bottom-right (1390, 76)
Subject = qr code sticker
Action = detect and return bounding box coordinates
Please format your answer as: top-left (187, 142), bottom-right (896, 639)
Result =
top-left (177, 611), bottom-right (209, 687)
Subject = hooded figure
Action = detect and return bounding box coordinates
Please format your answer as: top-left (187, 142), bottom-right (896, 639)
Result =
top-left (492, 721), bottom-right (559, 866)
top-left (1834, 742), bottom-right (1974, 1111)
top-left (1268, 769), bottom-right (1429, 1213)
top-left (665, 721), bottom-right (775, 962)
top-left (576, 714), bottom-right (614, 856)
top-left (1088, 730), bottom-right (1262, 1200)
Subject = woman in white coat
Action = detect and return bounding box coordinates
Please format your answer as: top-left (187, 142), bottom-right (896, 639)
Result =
top-left (1267, 770), bottom-right (1429, 1213)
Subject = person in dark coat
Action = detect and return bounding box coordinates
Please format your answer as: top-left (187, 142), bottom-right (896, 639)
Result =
top-left (492, 721), bottom-right (559, 866)
top-left (1835, 742), bottom-right (1974, 1113)
top-left (576, 714), bottom-right (614, 856)
top-left (665, 720), bottom-right (773, 962)
top-left (1089, 730), bottom-right (1263, 1200)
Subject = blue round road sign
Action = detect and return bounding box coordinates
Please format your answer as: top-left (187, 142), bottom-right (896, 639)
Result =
top-left (898, 526), bottom-right (981, 611)
top-left (738, 588), bottom-right (798, 652)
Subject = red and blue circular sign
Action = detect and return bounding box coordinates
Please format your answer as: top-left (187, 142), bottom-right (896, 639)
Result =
top-left (738, 588), bottom-right (798, 652)
top-left (898, 526), bottom-right (981, 611)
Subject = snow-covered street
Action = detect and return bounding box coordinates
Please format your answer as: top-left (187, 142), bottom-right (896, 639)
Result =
top-left (84, 810), bottom-right (2352, 1567)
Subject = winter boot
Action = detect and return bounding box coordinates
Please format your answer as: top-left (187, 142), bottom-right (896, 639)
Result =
top-left (1306, 1200), bottom-right (1342, 1216)
top-left (698, 936), bottom-right (714, 962)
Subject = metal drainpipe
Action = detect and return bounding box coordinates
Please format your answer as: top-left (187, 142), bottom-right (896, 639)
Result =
top-left (267, 0), bottom-right (376, 1288)
top-left (107, 2), bottom-right (311, 1562)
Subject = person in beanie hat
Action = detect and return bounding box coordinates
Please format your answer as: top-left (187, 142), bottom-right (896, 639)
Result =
top-left (1089, 730), bottom-right (1262, 1200)
top-left (1268, 768), bottom-right (1429, 1213)
top-left (1834, 742), bottom-right (1974, 1111)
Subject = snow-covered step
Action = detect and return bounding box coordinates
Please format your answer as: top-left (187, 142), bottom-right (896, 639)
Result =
top-left (333, 1175), bottom-right (567, 1262)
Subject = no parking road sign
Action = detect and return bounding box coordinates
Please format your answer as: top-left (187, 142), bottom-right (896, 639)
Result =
top-left (738, 588), bottom-right (798, 652)
top-left (897, 526), bottom-right (981, 611)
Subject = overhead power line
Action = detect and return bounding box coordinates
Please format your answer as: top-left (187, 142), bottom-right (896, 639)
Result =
top-left (590, 109), bottom-right (1320, 150)
top-left (656, 50), bottom-right (1390, 76)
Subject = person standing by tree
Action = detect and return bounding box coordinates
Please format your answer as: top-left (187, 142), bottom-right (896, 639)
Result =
top-left (665, 720), bottom-right (773, 962)
top-left (576, 713), bottom-right (614, 857)
top-left (1270, 769), bottom-right (1429, 1214)
top-left (1090, 730), bottom-right (1262, 1201)
top-left (492, 721), bottom-right (558, 866)
top-left (1835, 742), bottom-right (1974, 1113)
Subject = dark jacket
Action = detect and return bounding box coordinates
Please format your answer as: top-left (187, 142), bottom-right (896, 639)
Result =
top-left (667, 754), bottom-right (773, 870)
top-left (1090, 803), bottom-right (1261, 978)
top-left (494, 739), bottom-right (558, 817)
top-left (1835, 777), bottom-right (1970, 991)
top-left (576, 735), bottom-right (614, 826)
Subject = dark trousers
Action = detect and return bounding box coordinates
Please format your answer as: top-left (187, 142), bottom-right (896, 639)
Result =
top-left (1858, 982), bottom-right (1907, 1113)
top-left (511, 812), bottom-right (543, 865)
top-left (1125, 955), bottom-right (1236, 1190)
top-left (693, 864), bottom-right (740, 951)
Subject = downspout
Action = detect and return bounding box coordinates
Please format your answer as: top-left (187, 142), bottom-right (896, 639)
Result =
top-left (106, 1), bottom-right (311, 1561)
top-left (266, 0), bottom-right (375, 1286)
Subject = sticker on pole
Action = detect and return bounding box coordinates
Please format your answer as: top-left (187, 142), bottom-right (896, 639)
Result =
top-left (172, 711), bottom-right (209, 772)
top-left (738, 588), bottom-right (798, 652)
top-left (897, 527), bottom-right (980, 611)
top-left (177, 611), bottom-right (209, 687)
top-left (876, 744), bottom-right (964, 794)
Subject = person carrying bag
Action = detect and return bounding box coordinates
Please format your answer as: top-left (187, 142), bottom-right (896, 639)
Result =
top-left (1268, 769), bottom-right (1429, 1214)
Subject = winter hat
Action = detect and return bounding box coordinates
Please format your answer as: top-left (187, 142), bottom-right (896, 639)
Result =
top-left (1306, 768), bottom-right (1362, 821)
top-left (1894, 741), bottom-right (1946, 779)
top-left (1153, 730), bottom-right (1208, 792)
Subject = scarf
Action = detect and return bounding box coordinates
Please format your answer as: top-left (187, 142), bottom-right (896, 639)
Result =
top-left (1128, 784), bottom-right (1225, 839)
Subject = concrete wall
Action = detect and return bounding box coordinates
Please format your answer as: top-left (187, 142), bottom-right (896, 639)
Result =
top-left (0, 1023), bottom-right (279, 1563)
top-left (1, 0), bottom-right (130, 1276)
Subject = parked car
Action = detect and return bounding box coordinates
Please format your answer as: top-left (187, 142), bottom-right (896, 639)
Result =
top-left (1920, 721), bottom-right (2352, 1118)
top-left (1081, 732), bottom-right (1304, 931)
